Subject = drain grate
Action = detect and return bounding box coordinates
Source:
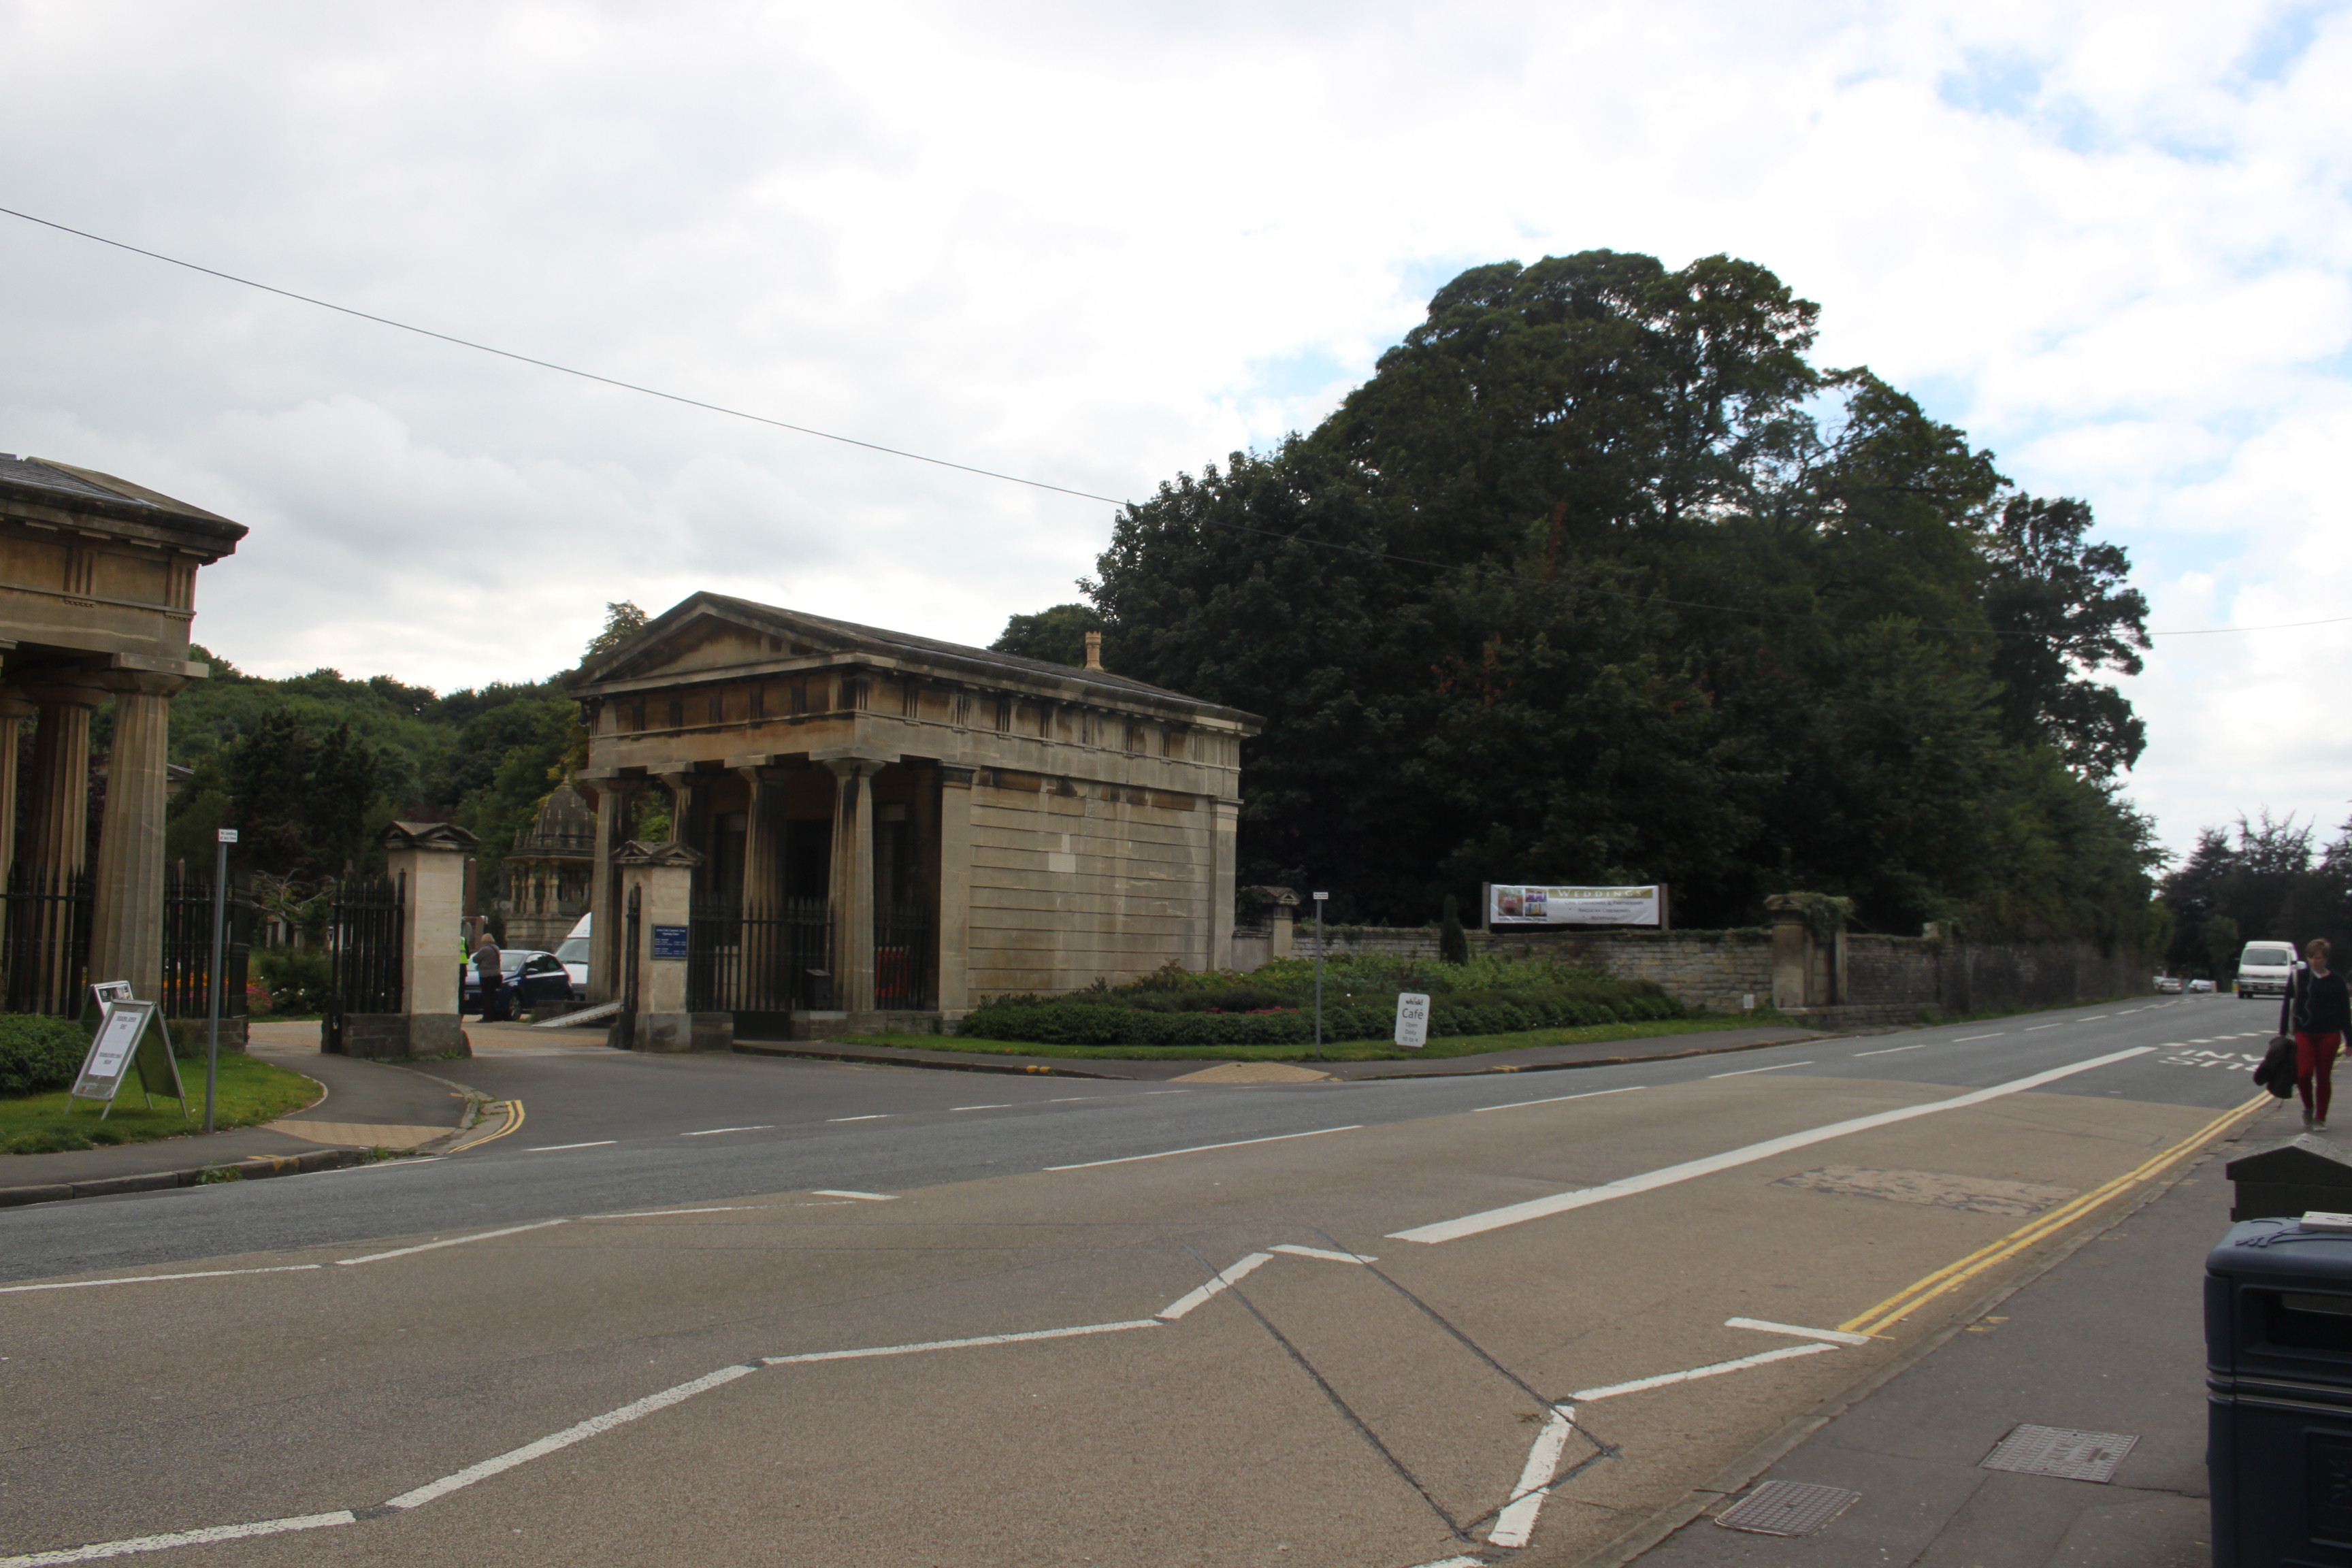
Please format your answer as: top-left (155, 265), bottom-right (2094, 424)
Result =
top-left (1714, 1480), bottom-right (1861, 1536)
top-left (1979, 1424), bottom-right (2138, 1483)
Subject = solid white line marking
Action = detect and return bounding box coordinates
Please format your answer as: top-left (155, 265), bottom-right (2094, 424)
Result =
top-left (337, 1219), bottom-right (570, 1266)
top-left (1139, 1090), bottom-right (1190, 1094)
top-left (1852, 1044), bottom-right (1926, 1057)
top-left (1045, 1125), bottom-right (1363, 1171)
top-left (2025, 1024), bottom-right (2062, 1031)
top-left (811, 1190), bottom-right (898, 1200)
top-left (1156, 1253), bottom-right (1274, 1320)
top-left (0, 1510), bottom-right (357, 1566)
top-left (1725, 1316), bottom-right (1873, 1346)
top-left (0, 1265), bottom-right (323, 1296)
top-left (525, 1141), bottom-right (615, 1151)
top-left (1407, 1559), bottom-right (1486, 1568)
top-left (760, 1319), bottom-right (1159, 1365)
top-left (1487, 1404), bottom-right (1577, 1548)
top-left (2082, 1015), bottom-right (2109, 1021)
top-left (1268, 1243), bottom-right (1377, 1264)
top-left (1388, 1046), bottom-right (2157, 1244)
top-left (826, 1115), bottom-right (887, 1122)
top-left (590, 1207), bottom-right (766, 1219)
top-left (1475, 1085), bottom-right (1646, 1113)
top-left (385, 1363), bottom-right (762, 1509)
top-left (952, 1105), bottom-right (1012, 1111)
top-left (1955, 1033), bottom-right (2006, 1041)
top-left (1573, 1342), bottom-right (1837, 1401)
top-left (1047, 1096), bottom-right (1099, 1102)
top-left (680, 1126), bottom-right (772, 1137)
top-left (1710, 1060), bottom-right (1812, 1078)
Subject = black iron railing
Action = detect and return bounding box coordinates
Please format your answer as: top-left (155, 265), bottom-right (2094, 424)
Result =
top-left (323, 875), bottom-right (404, 1038)
top-left (161, 866), bottom-right (252, 1022)
top-left (2, 866), bottom-right (93, 1017)
top-left (875, 901), bottom-right (934, 1011)
top-left (687, 894), bottom-right (833, 1013)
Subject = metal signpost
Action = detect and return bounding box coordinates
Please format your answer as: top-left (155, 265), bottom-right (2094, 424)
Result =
top-left (206, 828), bottom-right (238, 1133)
top-left (1311, 892), bottom-right (1328, 1060)
top-left (67, 995), bottom-right (182, 1120)
top-left (1393, 991), bottom-right (1431, 1049)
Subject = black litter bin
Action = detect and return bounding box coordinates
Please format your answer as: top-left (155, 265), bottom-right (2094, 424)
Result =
top-left (2209, 1215), bottom-right (2352, 1565)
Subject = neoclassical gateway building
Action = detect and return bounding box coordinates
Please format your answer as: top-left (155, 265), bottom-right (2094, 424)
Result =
top-left (569, 593), bottom-right (1259, 1033)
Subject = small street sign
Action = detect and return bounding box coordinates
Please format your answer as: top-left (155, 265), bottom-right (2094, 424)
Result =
top-left (651, 924), bottom-right (690, 960)
top-left (1394, 991), bottom-right (1431, 1049)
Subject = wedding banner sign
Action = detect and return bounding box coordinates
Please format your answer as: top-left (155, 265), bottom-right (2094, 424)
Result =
top-left (1484, 884), bottom-right (1665, 928)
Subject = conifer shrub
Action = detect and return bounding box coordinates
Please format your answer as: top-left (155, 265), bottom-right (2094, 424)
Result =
top-left (0, 1014), bottom-right (91, 1096)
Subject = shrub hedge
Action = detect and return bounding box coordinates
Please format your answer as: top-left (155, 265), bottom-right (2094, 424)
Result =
top-left (960, 987), bottom-right (1682, 1047)
top-left (0, 1013), bottom-right (91, 1096)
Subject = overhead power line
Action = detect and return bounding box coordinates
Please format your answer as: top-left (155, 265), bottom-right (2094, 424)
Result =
top-left (1, 203), bottom-right (2336, 642)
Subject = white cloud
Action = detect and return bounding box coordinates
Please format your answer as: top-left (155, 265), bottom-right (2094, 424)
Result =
top-left (2, 0), bottom-right (2348, 853)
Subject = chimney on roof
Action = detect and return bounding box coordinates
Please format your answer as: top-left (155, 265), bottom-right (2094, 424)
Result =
top-left (1083, 631), bottom-right (1103, 671)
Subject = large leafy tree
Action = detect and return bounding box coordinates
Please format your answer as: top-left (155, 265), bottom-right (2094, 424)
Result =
top-left (1060, 249), bottom-right (2160, 938)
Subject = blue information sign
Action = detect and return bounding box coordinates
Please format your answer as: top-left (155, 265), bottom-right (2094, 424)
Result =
top-left (651, 924), bottom-right (689, 960)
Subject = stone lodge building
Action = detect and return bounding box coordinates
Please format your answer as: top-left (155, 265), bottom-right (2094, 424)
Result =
top-left (0, 454), bottom-right (245, 1012)
top-left (569, 593), bottom-right (1260, 1028)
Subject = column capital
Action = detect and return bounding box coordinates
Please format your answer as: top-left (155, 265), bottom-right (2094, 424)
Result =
top-left (0, 688), bottom-right (35, 721)
top-left (819, 755), bottom-right (889, 782)
top-left (92, 670), bottom-right (190, 700)
top-left (19, 678), bottom-right (108, 708)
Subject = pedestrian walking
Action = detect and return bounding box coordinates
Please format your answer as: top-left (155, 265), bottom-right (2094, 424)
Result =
top-left (471, 928), bottom-right (506, 1022)
top-left (2283, 938), bottom-right (2351, 1130)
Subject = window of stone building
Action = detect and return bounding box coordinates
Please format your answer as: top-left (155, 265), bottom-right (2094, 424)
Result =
top-left (627, 701), bottom-right (647, 732)
top-left (666, 698), bottom-right (685, 730)
top-left (995, 697), bottom-right (1013, 731)
top-left (707, 692), bottom-right (725, 724)
top-left (951, 692), bottom-right (973, 727)
top-left (789, 681), bottom-right (808, 715)
top-left (749, 686), bottom-right (765, 721)
top-left (900, 681), bottom-right (920, 718)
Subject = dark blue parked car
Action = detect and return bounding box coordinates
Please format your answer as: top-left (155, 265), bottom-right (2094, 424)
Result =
top-left (462, 949), bottom-right (575, 1016)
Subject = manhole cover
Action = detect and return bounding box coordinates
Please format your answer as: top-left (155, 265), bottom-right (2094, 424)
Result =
top-left (1980, 1424), bottom-right (2138, 1483)
top-left (1714, 1480), bottom-right (1861, 1536)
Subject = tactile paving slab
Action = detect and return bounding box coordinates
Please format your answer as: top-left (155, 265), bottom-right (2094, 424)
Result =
top-left (1714, 1480), bottom-right (1861, 1536)
top-left (1979, 1424), bottom-right (2138, 1483)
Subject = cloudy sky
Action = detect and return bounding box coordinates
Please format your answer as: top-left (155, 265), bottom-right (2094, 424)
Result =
top-left (1, 0), bottom-right (2346, 858)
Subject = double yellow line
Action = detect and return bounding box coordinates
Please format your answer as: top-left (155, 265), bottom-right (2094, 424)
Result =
top-left (1839, 1090), bottom-right (2275, 1338)
top-left (440, 1100), bottom-right (525, 1154)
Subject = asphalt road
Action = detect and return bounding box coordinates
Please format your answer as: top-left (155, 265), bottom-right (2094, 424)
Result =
top-left (0, 994), bottom-right (2278, 1567)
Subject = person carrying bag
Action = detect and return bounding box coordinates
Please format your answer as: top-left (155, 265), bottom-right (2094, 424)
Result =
top-left (2283, 939), bottom-right (2351, 1130)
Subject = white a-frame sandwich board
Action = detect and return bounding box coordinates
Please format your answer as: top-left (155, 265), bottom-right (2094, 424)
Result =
top-left (68, 987), bottom-right (186, 1120)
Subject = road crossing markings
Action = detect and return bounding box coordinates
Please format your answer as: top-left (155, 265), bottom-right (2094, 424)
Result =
top-left (337, 1219), bottom-right (570, 1267)
top-left (1268, 1243), bottom-right (1378, 1263)
top-left (1710, 1061), bottom-right (1812, 1078)
top-left (1725, 1317), bottom-right (1873, 1346)
top-left (1572, 1343), bottom-right (1837, 1401)
top-left (1157, 1252), bottom-right (1274, 1319)
top-left (679, 1126), bottom-right (772, 1137)
top-left (1475, 1084), bottom-right (1645, 1113)
top-left (525, 1141), bottom-right (614, 1152)
top-left (1840, 1090), bottom-right (2274, 1337)
top-left (0, 1510), bottom-right (363, 1565)
top-left (0, 1264), bottom-right (324, 1296)
top-left (1852, 1044), bottom-right (1926, 1057)
top-left (1388, 1045), bottom-right (2158, 1244)
top-left (1487, 1404), bottom-right (1578, 1549)
top-left (1043, 1124), bottom-right (1364, 1171)
top-left (811, 1190), bottom-right (898, 1200)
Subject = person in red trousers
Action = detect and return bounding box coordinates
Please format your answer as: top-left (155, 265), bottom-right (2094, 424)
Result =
top-left (2284, 938), bottom-right (2351, 1130)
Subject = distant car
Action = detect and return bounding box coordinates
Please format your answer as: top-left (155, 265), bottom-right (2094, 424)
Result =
top-left (2238, 941), bottom-right (2298, 1000)
top-left (555, 912), bottom-right (591, 995)
top-left (462, 948), bottom-right (576, 1014)
top-left (2189, 978), bottom-right (2216, 994)
top-left (2154, 975), bottom-right (2184, 994)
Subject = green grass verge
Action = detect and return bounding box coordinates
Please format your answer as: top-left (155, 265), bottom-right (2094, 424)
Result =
top-left (1, 1054), bottom-right (322, 1157)
top-left (856, 1011), bottom-right (1791, 1062)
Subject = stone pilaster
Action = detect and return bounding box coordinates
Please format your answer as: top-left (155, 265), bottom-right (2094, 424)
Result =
top-left (736, 764), bottom-right (787, 1007)
top-left (583, 775), bottom-right (640, 1004)
top-left (0, 687), bottom-right (33, 889)
top-left (336, 820), bottom-right (478, 1059)
top-left (936, 766), bottom-right (973, 1014)
top-left (1208, 797), bottom-right (1240, 972)
top-left (613, 838), bottom-right (722, 1051)
top-left (86, 670), bottom-right (187, 1001)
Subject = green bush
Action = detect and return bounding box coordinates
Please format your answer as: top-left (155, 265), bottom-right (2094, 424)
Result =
top-left (252, 949), bottom-right (336, 1017)
top-left (0, 1014), bottom-right (91, 1096)
top-left (959, 983), bottom-right (1681, 1047)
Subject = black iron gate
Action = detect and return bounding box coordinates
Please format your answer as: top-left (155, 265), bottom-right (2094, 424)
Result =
top-left (874, 901), bottom-right (934, 1011)
top-left (321, 874), bottom-right (404, 1054)
top-left (1, 866), bottom-right (93, 1017)
top-left (161, 865), bottom-right (252, 1023)
top-left (612, 883), bottom-right (642, 1050)
top-left (687, 894), bottom-right (832, 1016)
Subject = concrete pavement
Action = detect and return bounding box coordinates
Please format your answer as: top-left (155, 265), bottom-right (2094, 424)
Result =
top-left (0, 993), bottom-right (2276, 1566)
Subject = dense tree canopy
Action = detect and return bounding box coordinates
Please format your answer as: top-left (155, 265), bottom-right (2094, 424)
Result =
top-left (2158, 815), bottom-right (2352, 980)
top-left (1021, 250), bottom-right (2160, 940)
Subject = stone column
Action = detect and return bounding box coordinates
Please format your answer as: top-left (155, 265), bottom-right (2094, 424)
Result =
top-left (86, 671), bottom-right (187, 1002)
top-left (583, 775), bottom-right (640, 1003)
top-left (660, 768), bottom-right (709, 858)
top-left (736, 764), bottom-right (787, 1007)
top-left (936, 766), bottom-right (974, 1015)
top-left (822, 757), bottom-right (885, 1016)
top-left (1764, 896), bottom-right (1811, 1011)
top-left (20, 677), bottom-right (104, 887)
top-left (614, 840), bottom-right (716, 1051)
top-left (345, 821), bottom-right (478, 1060)
top-left (1270, 894), bottom-right (1297, 962)
top-left (0, 687), bottom-right (34, 889)
top-left (1207, 797), bottom-right (1239, 972)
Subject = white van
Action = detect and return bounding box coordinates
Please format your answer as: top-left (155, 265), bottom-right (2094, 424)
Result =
top-left (2238, 940), bottom-right (2298, 1000)
top-left (556, 913), bottom-right (591, 994)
